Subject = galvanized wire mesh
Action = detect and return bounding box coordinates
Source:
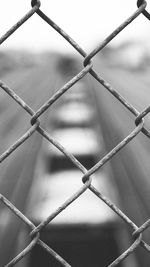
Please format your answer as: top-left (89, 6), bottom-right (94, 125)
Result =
top-left (0, 0), bottom-right (150, 266)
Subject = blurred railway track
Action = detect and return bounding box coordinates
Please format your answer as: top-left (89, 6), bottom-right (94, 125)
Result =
top-left (91, 62), bottom-right (150, 266)
top-left (0, 55), bottom-right (150, 266)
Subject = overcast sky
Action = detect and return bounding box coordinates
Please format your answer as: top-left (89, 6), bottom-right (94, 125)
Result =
top-left (0, 0), bottom-right (150, 53)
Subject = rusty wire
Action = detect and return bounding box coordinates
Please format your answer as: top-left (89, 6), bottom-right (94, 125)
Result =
top-left (0, 0), bottom-right (150, 266)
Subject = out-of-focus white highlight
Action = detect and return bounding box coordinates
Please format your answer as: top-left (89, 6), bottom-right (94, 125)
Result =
top-left (55, 103), bottom-right (94, 125)
top-left (0, 0), bottom-right (150, 53)
top-left (49, 128), bottom-right (101, 155)
top-left (28, 171), bottom-right (117, 224)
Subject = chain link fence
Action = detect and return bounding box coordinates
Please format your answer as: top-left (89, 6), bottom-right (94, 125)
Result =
top-left (0, 0), bottom-right (150, 266)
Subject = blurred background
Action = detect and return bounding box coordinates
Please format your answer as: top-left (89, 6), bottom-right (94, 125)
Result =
top-left (0, 1), bottom-right (150, 267)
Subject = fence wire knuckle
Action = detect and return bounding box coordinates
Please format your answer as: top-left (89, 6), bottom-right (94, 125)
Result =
top-left (137, 0), bottom-right (150, 20)
top-left (135, 106), bottom-right (150, 126)
top-left (1, 0), bottom-right (150, 266)
top-left (108, 234), bottom-right (142, 267)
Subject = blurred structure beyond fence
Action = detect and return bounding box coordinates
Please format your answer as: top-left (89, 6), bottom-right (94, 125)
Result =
top-left (1, 0), bottom-right (150, 266)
